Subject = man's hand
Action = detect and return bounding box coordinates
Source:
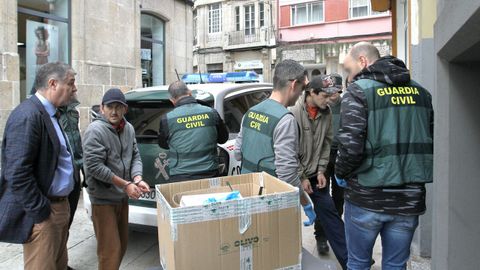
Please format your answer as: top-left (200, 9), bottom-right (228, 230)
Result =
top-left (136, 180), bottom-right (150, 193)
top-left (301, 179), bottom-right (314, 194)
top-left (125, 183), bottom-right (142, 200)
top-left (133, 176), bottom-right (150, 193)
top-left (317, 173), bottom-right (327, 189)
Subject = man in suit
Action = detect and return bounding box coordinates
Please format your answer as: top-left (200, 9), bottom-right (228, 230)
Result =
top-left (0, 62), bottom-right (78, 270)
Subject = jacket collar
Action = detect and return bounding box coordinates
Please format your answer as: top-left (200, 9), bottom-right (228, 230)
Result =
top-left (175, 95), bottom-right (197, 107)
top-left (35, 92), bottom-right (56, 117)
top-left (299, 93), bottom-right (330, 119)
top-left (29, 94), bottom-right (60, 155)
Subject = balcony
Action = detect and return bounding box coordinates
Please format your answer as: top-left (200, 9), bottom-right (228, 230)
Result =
top-left (225, 27), bottom-right (275, 50)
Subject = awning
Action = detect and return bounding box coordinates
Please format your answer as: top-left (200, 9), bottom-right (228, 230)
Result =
top-left (371, 0), bottom-right (391, 12)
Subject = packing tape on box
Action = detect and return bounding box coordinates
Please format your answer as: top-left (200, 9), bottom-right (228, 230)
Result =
top-left (156, 186), bottom-right (178, 241)
top-left (275, 264), bottom-right (302, 270)
top-left (240, 244), bottom-right (253, 270)
top-left (169, 191), bottom-right (299, 226)
top-left (238, 199), bottom-right (252, 235)
top-left (209, 177), bottom-right (221, 187)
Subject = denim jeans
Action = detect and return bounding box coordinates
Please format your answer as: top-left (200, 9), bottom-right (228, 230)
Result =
top-left (309, 177), bottom-right (348, 269)
top-left (344, 201), bottom-right (419, 270)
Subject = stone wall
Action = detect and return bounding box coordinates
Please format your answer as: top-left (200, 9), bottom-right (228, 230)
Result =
top-left (71, 0), bottom-right (193, 133)
top-left (0, 0), bottom-right (20, 142)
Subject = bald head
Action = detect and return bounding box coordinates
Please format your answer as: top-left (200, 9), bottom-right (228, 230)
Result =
top-left (350, 42), bottom-right (380, 63)
top-left (343, 42), bottom-right (381, 82)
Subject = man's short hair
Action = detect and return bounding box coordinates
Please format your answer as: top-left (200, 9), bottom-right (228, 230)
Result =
top-left (168, 81), bottom-right (190, 99)
top-left (350, 42), bottom-right (381, 63)
top-left (33, 62), bottom-right (74, 91)
top-left (273, 59), bottom-right (307, 91)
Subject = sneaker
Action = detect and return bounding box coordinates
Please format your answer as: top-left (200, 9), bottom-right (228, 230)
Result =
top-left (316, 239), bottom-right (330, 255)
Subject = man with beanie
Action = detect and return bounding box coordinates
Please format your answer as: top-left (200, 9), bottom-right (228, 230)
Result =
top-left (324, 73), bottom-right (345, 218)
top-left (83, 88), bottom-right (150, 269)
top-left (290, 75), bottom-right (347, 269)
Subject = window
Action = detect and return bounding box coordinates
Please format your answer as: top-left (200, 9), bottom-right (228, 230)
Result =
top-left (291, 1), bottom-right (324, 26)
top-left (259, 2), bottom-right (265, 27)
top-left (223, 91), bottom-right (271, 134)
top-left (349, 0), bottom-right (389, 18)
top-left (235, 6), bottom-right (240, 31)
top-left (193, 10), bottom-right (198, 45)
top-left (126, 102), bottom-right (173, 137)
top-left (141, 14), bottom-right (165, 87)
top-left (207, 63), bottom-right (223, 73)
top-left (17, 0), bottom-right (70, 99)
top-left (244, 4), bottom-right (255, 36)
top-left (209, 3), bottom-right (222, 33)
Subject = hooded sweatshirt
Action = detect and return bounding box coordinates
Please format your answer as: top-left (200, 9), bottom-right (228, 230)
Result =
top-left (289, 93), bottom-right (333, 179)
top-left (83, 117), bottom-right (143, 204)
top-left (335, 56), bottom-right (432, 216)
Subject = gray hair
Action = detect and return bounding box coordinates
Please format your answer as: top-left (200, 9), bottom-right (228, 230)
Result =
top-left (273, 59), bottom-right (307, 91)
top-left (34, 62), bottom-right (74, 91)
top-left (350, 42), bottom-right (381, 63)
top-left (168, 81), bottom-right (190, 99)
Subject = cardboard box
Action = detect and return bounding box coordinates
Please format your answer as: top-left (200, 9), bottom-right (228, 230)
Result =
top-left (156, 172), bottom-right (302, 270)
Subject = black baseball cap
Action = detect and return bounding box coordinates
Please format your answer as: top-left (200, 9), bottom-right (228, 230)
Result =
top-left (102, 88), bottom-right (127, 106)
top-left (322, 73), bottom-right (343, 93)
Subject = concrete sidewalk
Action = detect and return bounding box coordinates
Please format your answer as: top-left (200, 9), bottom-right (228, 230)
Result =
top-left (0, 191), bottom-right (431, 269)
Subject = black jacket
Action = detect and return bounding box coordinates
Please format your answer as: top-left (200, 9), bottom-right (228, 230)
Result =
top-left (335, 56), bottom-right (432, 215)
top-left (0, 95), bottom-right (61, 243)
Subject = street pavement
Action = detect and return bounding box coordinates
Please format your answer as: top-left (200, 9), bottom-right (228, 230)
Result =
top-left (0, 191), bottom-right (431, 270)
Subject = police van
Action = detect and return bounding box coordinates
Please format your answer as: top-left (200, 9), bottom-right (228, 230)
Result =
top-left (83, 71), bottom-right (272, 227)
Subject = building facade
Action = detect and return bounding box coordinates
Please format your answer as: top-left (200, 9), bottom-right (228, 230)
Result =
top-left (0, 0), bottom-right (194, 139)
top-left (277, 0), bottom-right (392, 78)
top-left (193, 0), bottom-right (277, 82)
top-left (384, 0), bottom-right (480, 268)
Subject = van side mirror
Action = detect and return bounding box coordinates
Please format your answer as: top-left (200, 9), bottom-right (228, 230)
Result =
top-left (90, 105), bottom-right (101, 119)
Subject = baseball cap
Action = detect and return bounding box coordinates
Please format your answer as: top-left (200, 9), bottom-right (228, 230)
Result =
top-left (102, 88), bottom-right (127, 106)
top-left (321, 73), bottom-right (343, 94)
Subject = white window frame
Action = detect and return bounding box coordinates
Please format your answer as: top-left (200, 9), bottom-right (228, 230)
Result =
top-left (259, 2), bottom-right (265, 27)
top-left (291, 1), bottom-right (324, 26)
top-left (244, 4), bottom-right (255, 36)
top-left (349, 0), bottom-right (389, 19)
top-left (208, 3), bottom-right (222, 34)
top-left (235, 6), bottom-right (240, 31)
top-left (193, 10), bottom-right (198, 44)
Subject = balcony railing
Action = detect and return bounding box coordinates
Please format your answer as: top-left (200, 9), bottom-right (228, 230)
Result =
top-left (228, 28), bottom-right (263, 45)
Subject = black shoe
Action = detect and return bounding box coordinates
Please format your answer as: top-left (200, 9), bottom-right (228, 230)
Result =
top-left (67, 266), bottom-right (75, 270)
top-left (371, 259), bottom-right (375, 266)
top-left (316, 239), bottom-right (330, 255)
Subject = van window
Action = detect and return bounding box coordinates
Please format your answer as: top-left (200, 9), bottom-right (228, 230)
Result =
top-left (223, 90), bottom-right (271, 134)
top-left (125, 102), bottom-right (173, 139)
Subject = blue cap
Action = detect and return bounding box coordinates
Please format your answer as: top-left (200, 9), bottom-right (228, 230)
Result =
top-left (102, 88), bottom-right (127, 106)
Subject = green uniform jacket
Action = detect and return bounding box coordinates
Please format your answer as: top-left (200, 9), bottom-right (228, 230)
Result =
top-left (240, 99), bottom-right (292, 176)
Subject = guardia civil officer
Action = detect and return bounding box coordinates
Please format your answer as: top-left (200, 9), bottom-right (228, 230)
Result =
top-left (337, 42), bottom-right (433, 269)
top-left (158, 81), bottom-right (228, 181)
top-left (234, 59), bottom-right (318, 229)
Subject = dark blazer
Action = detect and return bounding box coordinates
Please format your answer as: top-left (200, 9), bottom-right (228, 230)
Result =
top-left (0, 95), bottom-right (60, 243)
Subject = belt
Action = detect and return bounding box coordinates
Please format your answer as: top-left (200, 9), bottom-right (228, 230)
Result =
top-left (47, 196), bottom-right (68, 203)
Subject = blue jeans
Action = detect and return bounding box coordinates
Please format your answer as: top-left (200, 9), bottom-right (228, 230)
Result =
top-left (309, 180), bottom-right (348, 269)
top-left (344, 201), bottom-right (419, 270)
